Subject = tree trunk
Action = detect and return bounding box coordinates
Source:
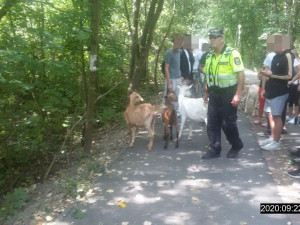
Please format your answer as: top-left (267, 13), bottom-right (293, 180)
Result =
top-left (127, 0), bottom-right (141, 81)
top-left (84, 0), bottom-right (101, 153)
top-left (131, 0), bottom-right (164, 91)
top-left (154, 2), bottom-right (175, 91)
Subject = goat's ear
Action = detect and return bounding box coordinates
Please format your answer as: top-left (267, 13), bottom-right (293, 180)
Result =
top-left (127, 83), bottom-right (134, 96)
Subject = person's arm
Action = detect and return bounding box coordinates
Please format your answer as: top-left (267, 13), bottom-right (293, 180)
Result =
top-left (288, 64), bottom-right (300, 84)
top-left (230, 49), bottom-right (245, 107)
top-left (260, 65), bottom-right (268, 99)
top-left (203, 82), bottom-right (209, 103)
top-left (231, 71), bottom-right (245, 107)
top-left (165, 63), bottom-right (172, 90)
top-left (261, 53), bottom-right (293, 80)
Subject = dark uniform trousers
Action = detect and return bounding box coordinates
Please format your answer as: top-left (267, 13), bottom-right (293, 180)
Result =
top-left (207, 86), bottom-right (243, 153)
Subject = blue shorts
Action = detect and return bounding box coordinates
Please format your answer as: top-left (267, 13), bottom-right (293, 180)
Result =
top-left (264, 94), bottom-right (288, 116)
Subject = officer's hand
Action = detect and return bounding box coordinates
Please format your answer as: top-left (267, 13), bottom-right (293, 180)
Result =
top-left (203, 92), bottom-right (209, 104)
top-left (231, 94), bottom-right (241, 107)
top-left (168, 83), bottom-right (173, 91)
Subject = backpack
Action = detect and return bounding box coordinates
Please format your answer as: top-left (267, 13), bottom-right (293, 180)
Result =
top-left (161, 60), bottom-right (165, 75)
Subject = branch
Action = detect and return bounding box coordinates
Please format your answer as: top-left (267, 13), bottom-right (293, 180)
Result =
top-left (0, 0), bottom-right (19, 22)
top-left (123, 0), bottom-right (132, 37)
top-left (44, 77), bottom-right (126, 180)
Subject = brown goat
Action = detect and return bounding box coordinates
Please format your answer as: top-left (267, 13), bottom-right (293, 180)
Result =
top-left (161, 91), bottom-right (179, 149)
top-left (124, 92), bottom-right (157, 151)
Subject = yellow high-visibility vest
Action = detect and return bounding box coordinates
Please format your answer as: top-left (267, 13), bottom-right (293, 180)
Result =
top-left (204, 46), bottom-right (244, 88)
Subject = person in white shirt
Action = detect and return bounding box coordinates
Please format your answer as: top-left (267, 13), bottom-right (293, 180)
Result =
top-left (287, 50), bottom-right (300, 124)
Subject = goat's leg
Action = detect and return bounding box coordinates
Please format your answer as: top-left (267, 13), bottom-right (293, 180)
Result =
top-left (169, 124), bottom-right (173, 140)
top-left (175, 115), bottom-right (179, 148)
top-left (179, 115), bottom-right (186, 139)
top-left (252, 96), bottom-right (258, 117)
top-left (145, 120), bottom-right (154, 151)
top-left (130, 127), bottom-right (137, 148)
top-left (187, 121), bottom-right (194, 140)
top-left (164, 123), bottom-right (169, 149)
top-left (163, 124), bottom-right (167, 140)
top-left (244, 94), bottom-right (249, 113)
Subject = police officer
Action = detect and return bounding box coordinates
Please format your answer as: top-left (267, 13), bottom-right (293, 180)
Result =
top-left (202, 29), bottom-right (245, 159)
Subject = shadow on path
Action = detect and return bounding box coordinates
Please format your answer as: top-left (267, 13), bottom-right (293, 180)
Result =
top-left (51, 112), bottom-right (291, 225)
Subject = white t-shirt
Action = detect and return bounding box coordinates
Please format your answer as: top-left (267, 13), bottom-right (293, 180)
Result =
top-left (183, 49), bottom-right (192, 73)
top-left (193, 51), bottom-right (203, 71)
top-left (263, 52), bottom-right (299, 84)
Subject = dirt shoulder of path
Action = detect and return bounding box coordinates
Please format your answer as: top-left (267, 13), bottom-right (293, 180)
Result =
top-left (7, 99), bottom-right (300, 225)
top-left (247, 114), bottom-right (300, 224)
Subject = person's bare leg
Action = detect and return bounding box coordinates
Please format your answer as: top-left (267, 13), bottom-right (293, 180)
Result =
top-left (272, 115), bottom-right (282, 142)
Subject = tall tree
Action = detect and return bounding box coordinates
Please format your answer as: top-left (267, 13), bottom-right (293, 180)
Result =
top-left (84, 0), bottom-right (101, 153)
top-left (126, 0), bottom-right (164, 91)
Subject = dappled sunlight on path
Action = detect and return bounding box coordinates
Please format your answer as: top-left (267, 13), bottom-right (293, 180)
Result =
top-left (50, 113), bottom-right (293, 225)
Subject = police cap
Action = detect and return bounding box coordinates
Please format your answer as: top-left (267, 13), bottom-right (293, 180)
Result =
top-left (208, 29), bottom-right (224, 39)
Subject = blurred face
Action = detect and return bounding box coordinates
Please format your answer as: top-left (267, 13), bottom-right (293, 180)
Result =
top-left (209, 35), bottom-right (224, 50)
top-left (266, 35), bottom-right (290, 54)
top-left (173, 37), bottom-right (183, 50)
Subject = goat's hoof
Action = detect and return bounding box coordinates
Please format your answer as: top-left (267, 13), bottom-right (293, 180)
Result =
top-left (129, 144), bottom-right (134, 148)
top-left (175, 143), bottom-right (179, 148)
top-left (170, 137), bottom-right (173, 141)
top-left (164, 145), bottom-right (168, 149)
top-left (187, 137), bottom-right (192, 141)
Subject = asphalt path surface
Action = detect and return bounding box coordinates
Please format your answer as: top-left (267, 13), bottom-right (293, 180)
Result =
top-left (51, 111), bottom-right (292, 225)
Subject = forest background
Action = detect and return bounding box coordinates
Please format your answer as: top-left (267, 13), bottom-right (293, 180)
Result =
top-left (1, 0), bottom-right (300, 221)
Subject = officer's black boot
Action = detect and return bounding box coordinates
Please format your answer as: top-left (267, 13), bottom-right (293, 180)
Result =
top-left (227, 143), bottom-right (244, 158)
top-left (202, 150), bottom-right (221, 159)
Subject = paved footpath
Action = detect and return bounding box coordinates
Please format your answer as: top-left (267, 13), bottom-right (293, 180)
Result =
top-left (51, 112), bottom-right (297, 225)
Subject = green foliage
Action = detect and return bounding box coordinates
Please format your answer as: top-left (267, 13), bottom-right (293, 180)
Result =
top-left (1, 0), bottom-right (300, 213)
top-left (0, 188), bottom-right (29, 221)
top-left (60, 178), bottom-right (78, 198)
top-left (72, 208), bottom-right (87, 220)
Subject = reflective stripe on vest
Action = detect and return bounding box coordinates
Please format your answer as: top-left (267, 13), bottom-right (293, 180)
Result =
top-left (204, 47), bottom-right (238, 88)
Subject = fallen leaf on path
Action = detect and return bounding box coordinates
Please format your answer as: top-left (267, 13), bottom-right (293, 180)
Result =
top-left (117, 200), bottom-right (127, 208)
top-left (106, 189), bottom-right (114, 193)
top-left (192, 197), bottom-right (199, 201)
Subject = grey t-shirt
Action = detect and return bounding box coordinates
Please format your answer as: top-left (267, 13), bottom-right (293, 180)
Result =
top-left (164, 48), bottom-right (181, 79)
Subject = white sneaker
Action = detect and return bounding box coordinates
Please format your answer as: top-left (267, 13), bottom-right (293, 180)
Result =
top-left (257, 132), bottom-right (266, 137)
top-left (261, 141), bottom-right (280, 151)
top-left (288, 118), bottom-right (295, 124)
top-left (259, 137), bottom-right (273, 146)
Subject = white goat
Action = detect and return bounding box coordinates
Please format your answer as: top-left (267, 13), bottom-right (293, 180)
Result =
top-left (243, 84), bottom-right (259, 116)
top-left (177, 84), bottom-right (208, 140)
top-left (124, 92), bottom-right (157, 151)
